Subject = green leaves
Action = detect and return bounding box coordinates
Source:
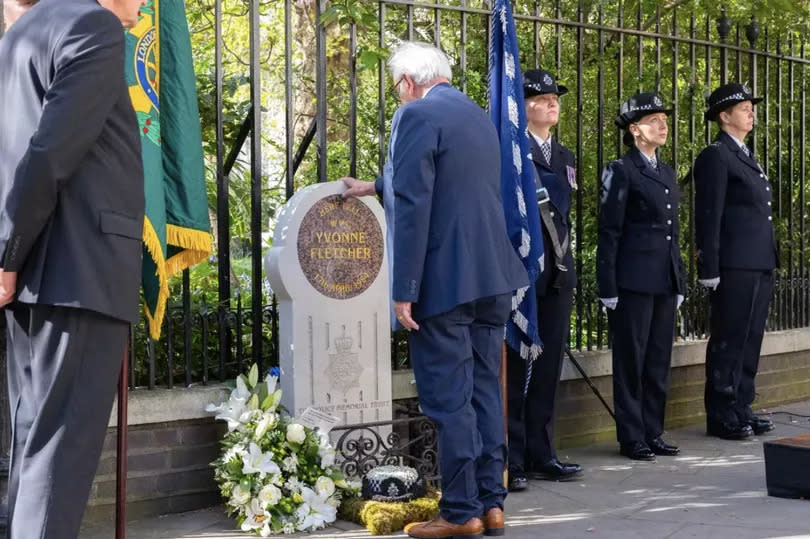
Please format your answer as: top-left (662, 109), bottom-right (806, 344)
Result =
top-left (320, 0), bottom-right (378, 29)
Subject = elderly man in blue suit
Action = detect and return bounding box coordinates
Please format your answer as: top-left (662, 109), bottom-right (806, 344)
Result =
top-left (342, 42), bottom-right (528, 539)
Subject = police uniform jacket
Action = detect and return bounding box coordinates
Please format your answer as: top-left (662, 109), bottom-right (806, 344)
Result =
top-left (694, 131), bottom-right (778, 279)
top-left (597, 147), bottom-right (685, 298)
top-left (529, 135), bottom-right (576, 295)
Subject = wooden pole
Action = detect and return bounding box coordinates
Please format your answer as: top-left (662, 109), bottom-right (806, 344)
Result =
top-left (116, 344), bottom-right (129, 539)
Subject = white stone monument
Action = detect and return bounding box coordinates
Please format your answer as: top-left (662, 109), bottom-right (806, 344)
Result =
top-left (265, 182), bottom-right (392, 426)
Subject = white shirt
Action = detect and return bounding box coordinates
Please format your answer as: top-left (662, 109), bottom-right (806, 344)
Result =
top-left (529, 131), bottom-right (552, 147)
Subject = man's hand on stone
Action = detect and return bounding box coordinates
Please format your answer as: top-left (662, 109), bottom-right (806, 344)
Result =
top-left (340, 177), bottom-right (375, 198)
top-left (394, 301), bottom-right (419, 331)
top-left (0, 270), bottom-right (17, 307)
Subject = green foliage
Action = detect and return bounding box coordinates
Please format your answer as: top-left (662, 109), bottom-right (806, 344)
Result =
top-left (145, 0), bottom-right (810, 380)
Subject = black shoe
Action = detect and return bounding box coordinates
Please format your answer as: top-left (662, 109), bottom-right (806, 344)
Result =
top-left (746, 415), bottom-right (775, 435)
top-left (529, 458), bottom-right (582, 481)
top-left (508, 470), bottom-right (528, 491)
top-left (707, 421), bottom-right (754, 440)
top-left (619, 441), bottom-right (656, 461)
top-left (647, 437), bottom-right (680, 456)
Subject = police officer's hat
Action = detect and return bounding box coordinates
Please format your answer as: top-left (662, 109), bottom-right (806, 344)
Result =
top-left (615, 92), bottom-right (673, 128)
top-left (523, 69), bottom-right (568, 98)
top-left (704, 82), bottom-right (763, 121)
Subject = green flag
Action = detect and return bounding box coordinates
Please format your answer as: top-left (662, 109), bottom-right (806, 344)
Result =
top-left (126, 0), bottom-right (212, 339)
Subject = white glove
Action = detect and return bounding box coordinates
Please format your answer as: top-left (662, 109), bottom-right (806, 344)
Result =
top-left (599, 297), bottom-right (619, 310)
top-left (676, 294), bottom-right (684, 309)
top-left (698, 277), bottom-right (720, 290)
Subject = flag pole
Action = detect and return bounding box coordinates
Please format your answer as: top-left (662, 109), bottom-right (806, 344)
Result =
top-left (116, 339), bottom-right (129, 539)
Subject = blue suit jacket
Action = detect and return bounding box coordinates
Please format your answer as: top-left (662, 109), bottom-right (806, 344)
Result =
top-left (388, 83), bottom-right (528, 320)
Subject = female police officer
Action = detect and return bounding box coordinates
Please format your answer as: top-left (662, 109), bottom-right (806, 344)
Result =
top-left (506, 69), bottom-right (581, 490)
top-left (597, 93), bottom-right (685, 461)
top-left (694, 83), bottom-right (777, 440)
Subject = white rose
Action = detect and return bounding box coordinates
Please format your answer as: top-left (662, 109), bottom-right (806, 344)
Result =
top-left (315, 476), bottom-right (335, 497)
top-left (286, 423), bottom-right (306, 444)
top-left (231, 484), bottom-right (251, 506)
top-left (258, 484), bottom-right (282, 507)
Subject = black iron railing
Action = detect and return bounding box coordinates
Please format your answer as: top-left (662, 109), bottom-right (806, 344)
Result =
top-left (59, 1), bottom-right (810, 388)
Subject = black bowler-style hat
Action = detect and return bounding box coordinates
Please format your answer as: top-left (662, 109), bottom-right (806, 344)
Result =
top-left (523, 69), bottom-right (568, 98)
top-left (704, 82), bottom-right (763, 121)
top-left (615, 92), bottom-right (673, 128)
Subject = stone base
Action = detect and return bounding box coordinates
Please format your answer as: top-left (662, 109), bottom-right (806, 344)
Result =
top-left (764, 433), bottom-right (810, 499)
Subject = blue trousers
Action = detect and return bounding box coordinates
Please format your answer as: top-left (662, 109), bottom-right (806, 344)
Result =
top-left (408, 293), bottom-right (511, 524)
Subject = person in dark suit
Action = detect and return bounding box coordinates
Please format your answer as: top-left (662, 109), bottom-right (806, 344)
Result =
top-left (342, 41), bottom-right (528, 539)
top-left (0, 0), bottom-right (146, 537)
top-left (597, 93), bottom-right (685, 461)
top-left (694, 83), bottom-right (777, 440)
top-left (505, 69), bottom-right (581, 492)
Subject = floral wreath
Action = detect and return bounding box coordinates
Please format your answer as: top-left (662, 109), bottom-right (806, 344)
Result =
top-left (206, 365), bottom-right (359, 535)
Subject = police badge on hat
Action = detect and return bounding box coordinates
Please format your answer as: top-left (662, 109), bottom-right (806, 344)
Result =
top-left (704, 82), bottom-right (763, 121)
top-left (523, 68), bottom-right (569, 98)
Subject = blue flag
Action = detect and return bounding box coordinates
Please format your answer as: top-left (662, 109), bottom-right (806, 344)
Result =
top-left (489, 0), bottom-right (545, 374)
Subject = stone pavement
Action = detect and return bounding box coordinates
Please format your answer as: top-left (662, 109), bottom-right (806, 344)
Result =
top-left (81, 401), bottom-right (810, 539)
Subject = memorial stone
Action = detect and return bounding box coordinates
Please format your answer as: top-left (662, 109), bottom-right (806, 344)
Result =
top-left (265, 182), bottom-right (392, 426)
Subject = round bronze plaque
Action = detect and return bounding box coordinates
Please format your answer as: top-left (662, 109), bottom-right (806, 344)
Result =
top-left (297, 195), bottom-right (384, 299)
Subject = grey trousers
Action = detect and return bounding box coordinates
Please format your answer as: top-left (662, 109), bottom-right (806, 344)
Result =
top-left (5, 304), bottom-right (127, 539)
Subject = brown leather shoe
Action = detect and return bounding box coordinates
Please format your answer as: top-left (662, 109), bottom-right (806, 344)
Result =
top-left (404, 516), bottom-right (484, 538)
top-left (482, 507), bottom-right (505, 536)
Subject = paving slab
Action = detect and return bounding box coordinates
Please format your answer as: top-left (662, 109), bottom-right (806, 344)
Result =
top-left (80, 401), bottom-right (810, 539)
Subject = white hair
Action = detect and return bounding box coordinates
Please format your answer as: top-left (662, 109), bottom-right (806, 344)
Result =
top-left (387, 41), bottom-right (453, 86)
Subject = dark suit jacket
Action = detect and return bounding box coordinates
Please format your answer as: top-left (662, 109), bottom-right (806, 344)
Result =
top-left (0, 0), bottom-right (145, 323)
top-left (597, 148), bottom-right (685, 298)
top-left (390, 83), bottom-right (529, 320)
top-left (528, 135), bottom-right (576, 295)
top-left (694, 131), bottom-right (778, 279)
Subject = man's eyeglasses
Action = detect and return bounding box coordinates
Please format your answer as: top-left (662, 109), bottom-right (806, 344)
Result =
top-left (391, 76), bottom-right (406, 96)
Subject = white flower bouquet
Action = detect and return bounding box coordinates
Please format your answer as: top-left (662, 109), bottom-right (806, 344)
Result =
top-left (206, 364), bottom-right (357, 535)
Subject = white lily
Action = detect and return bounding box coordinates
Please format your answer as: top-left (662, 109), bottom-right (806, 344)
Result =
top-left (295, 486), bottom-right (337, 531)
top-left (264, 373), bottom-right (279, 394)
top-left (242, 442), bottom-right (281, 478)
top-left (241, 498), bottom-right (271, 536)
top-left (254, 412), bottom-right (277, 441)
top-left (206, 377), bottom-right (254, 431)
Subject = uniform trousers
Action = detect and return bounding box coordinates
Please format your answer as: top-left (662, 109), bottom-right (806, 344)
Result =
top-left (705, 269), bottom-right (774, 425)
top-left (5, 304), bottom-right (128, 539)
top-left (608, 290), bottom-right (676, 444)
top-left (408, 293), bottom-right (511, 524)
top-left (506, 285), bottom-right (574, 471)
